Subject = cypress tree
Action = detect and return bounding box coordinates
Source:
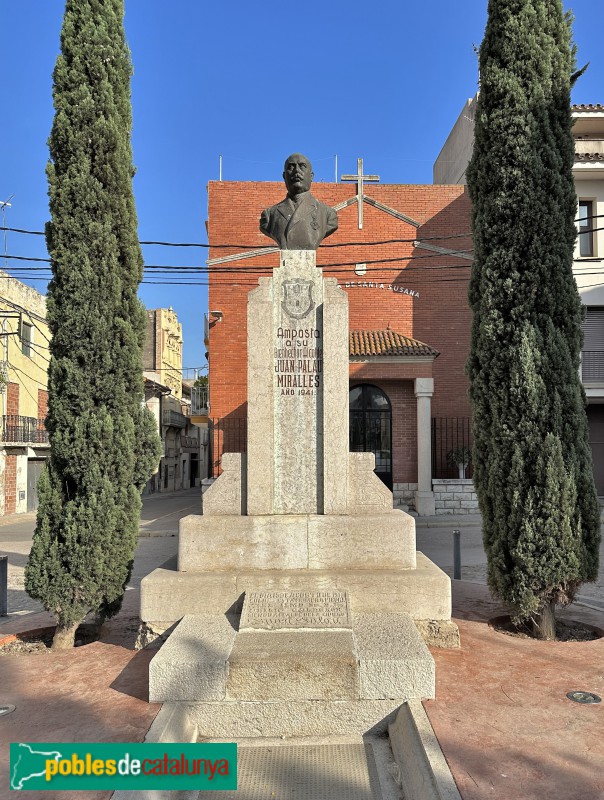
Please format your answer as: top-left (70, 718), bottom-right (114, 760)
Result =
top-left (466, 0), bottom-right (600, 639)
top-left (25, 0), bottom-right (161, 649)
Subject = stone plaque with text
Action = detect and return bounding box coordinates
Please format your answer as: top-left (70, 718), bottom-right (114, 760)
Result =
top-left (240, 590), bottom-right (352, 630)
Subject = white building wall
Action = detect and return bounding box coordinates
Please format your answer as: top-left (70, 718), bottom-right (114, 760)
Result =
top-left (574, 175), bottom-right (604, 306)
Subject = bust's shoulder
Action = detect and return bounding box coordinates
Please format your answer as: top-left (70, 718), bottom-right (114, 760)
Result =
top-left (311, 195), bottom-right (337, 216)
top-left (309, 194), bottom-right (331, 208)
top-left (263, 198), bottom-right (287, 215)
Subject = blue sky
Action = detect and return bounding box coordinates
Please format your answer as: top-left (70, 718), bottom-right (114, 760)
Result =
top-left (1, 1), bottom-right (603, 371)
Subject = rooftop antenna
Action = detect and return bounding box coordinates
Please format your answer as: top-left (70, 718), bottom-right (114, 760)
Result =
top-left (0, 195), bottom-right (15, 270)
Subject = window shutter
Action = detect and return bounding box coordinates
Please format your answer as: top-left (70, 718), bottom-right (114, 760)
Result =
top-left (583, 307), bottom-right (604, 350)
top-left (582, 307), bottom-right (604, 381)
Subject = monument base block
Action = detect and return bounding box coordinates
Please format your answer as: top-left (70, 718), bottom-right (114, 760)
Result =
top-left (178, 510), bottom-right (416, 572)
top-left (141, 552), bottom-right (451, 627)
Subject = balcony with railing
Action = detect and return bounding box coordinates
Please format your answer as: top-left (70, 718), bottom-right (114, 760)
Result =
top-left (191, 385), bottom-right (209, 415)
top-left (575, 138), bottom-right (604, 159)
top-left (0, 415), bottom-right (49, 446)
top-left (162, 408), bottom-right (188, 429)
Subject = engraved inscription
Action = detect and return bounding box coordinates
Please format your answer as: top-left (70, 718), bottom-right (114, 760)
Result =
top-left (240, 591), bottom-right (351, 630)
top-left (274, 325), bottom-right (323, 397)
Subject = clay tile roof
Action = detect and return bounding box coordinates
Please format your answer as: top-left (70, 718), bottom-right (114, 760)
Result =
top-left (572, 104), bottom-right (604, 112)
top-left (349, 329), bottom-right (439, 358)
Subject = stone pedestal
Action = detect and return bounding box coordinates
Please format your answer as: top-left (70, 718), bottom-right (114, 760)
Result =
top-left (142, 249), bottom-right (456, 738)
top-left (247, 251), bottom-right (349, 515)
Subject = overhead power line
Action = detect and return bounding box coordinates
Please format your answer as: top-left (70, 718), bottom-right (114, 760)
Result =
top-left (2, 212), bottom-right (601, 248)
top-left (1, 226), bottom-right (474, 250)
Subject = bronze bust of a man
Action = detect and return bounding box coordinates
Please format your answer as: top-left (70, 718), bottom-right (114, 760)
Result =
top-left (260, 153), bottom-right (338, 250)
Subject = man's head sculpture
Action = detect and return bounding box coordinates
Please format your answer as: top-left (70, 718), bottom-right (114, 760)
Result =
top-left (259, 153), bottom-right (338, 250)
top-left (283, 153), bottom-right (314, 197)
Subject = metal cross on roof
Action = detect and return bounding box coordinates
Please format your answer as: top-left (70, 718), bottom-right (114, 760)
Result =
top-left (340, 158), bottom-right (380, 229)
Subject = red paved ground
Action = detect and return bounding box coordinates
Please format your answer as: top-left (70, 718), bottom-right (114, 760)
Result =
top-left (425, 583), bottom-right (604, 800)
top-left (2, 581), bottom-right (603, 799)
top-left (0, 606), bottom-right (160, 800)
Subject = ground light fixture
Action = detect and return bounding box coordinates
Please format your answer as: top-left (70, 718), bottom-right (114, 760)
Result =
top-left (566, 691), bottom-right (601, 704)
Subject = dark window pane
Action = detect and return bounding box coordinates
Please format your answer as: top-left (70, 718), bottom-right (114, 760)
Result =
top-left (348, 384), bottom-right (392, 489)
top-left (579, 201), bottom-right (594, 257)
top-left (350, 412), bottom-right (365, 451)
top-left (364, 385), bottom-right (391, 410)
top-left (21, 323), bottom-right (33, 358)
top-left (349, 385), bottom-right (363, 410)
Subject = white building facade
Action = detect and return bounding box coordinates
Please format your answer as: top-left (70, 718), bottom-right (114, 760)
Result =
top-left (434, 100), bottom-right (604, 494)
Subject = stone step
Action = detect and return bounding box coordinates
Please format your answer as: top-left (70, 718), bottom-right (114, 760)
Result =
top-left (149, 611), bottom-right (434, 709)
top-left (149, 614), bottom-right (236, 703)
top-left (141, 552), bottom-right (451, 625)
top-left (188, 699), bottom-right (403, 738)
top-left (227, 629), bottom-right (359, 701)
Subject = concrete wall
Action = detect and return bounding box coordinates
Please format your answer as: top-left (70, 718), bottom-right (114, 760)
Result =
top-left (0, 274), bottom-right (50, 515)
top-left (432, 97), bottom-right (476, 185)
top-left (0, 272), bottom-right (49, 420)
top-left (144, 308), bottom-right (183, 399)
top-left (574, 176), bottom-right (604, 306)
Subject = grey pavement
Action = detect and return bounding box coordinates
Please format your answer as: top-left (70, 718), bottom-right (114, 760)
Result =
top-left (416, 514), bottom-right (604, 610)
top-left (0, 489), bottom-right (193, 625)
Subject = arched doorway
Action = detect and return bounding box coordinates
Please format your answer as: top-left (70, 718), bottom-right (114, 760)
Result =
top-left (349, 384), bottom-right (392, 490)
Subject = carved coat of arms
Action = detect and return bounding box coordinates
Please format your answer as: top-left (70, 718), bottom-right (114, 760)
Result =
top-left (282, 279), bottom-right (315, 320)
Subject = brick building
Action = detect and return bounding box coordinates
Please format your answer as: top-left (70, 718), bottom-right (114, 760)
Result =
top-left (206, 170), bottom-right (473, 513)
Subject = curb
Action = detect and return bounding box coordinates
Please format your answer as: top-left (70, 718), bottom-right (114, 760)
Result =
top-left (0, 626), bottom-right (55, 647)
top-left (389, 700), bottom-right (462, 800)
top-left (415, 515), bottom-right (483, 529)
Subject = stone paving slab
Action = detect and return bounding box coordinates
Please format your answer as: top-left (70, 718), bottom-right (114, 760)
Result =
top-left (201, 742), bottom-right (383, 800)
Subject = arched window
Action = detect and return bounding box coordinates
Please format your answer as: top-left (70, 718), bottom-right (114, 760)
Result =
top-left (349, 384), bottom-right (392, 490)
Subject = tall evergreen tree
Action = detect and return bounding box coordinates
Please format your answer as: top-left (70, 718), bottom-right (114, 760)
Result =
top-left (466, 0), bottom-right (600, 639)
top-left (25, 0), bottom-right (161, 649)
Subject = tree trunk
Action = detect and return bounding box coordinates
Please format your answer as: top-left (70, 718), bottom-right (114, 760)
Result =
top-left (51, 622), bottom-right (79, 650)
top-left (532, 598), bottom-right (557, 640)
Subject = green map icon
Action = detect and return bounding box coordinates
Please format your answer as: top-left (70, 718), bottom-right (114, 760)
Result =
top-left (11, 743), bottom-right (63, 790)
